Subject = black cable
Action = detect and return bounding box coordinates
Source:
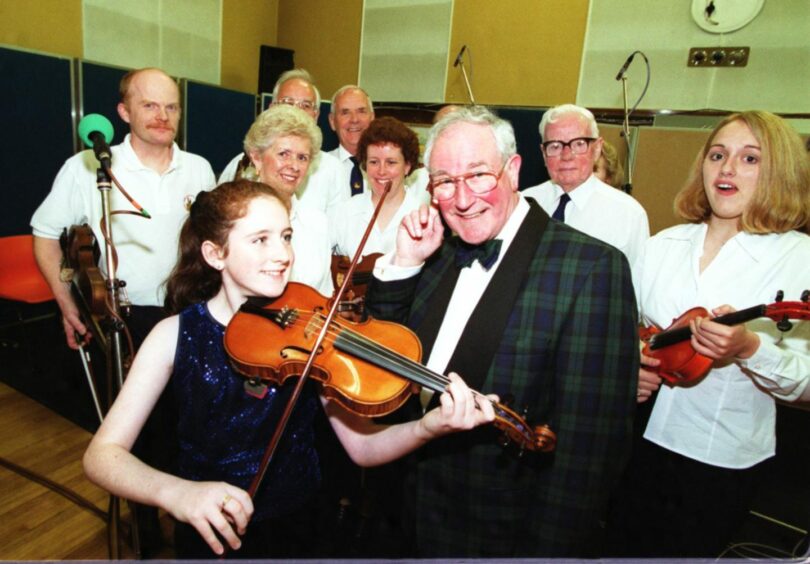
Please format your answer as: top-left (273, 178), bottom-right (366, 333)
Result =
top-left (0, 454), bottom-right (107, 522)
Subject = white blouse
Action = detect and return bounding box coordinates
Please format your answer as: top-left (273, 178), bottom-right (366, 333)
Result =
top-left (634, 223), bottom-right (810, 469)
top-left (328, 170), bottom-right (430, 259)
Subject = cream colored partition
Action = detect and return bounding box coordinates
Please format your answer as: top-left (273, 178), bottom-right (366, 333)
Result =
top-left (631, 127), bottom-right (711, 235)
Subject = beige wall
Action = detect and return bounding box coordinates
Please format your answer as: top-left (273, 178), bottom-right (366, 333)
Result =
top-left (277, 0), bottom-right (363, 101)
top-left (221, 0), bottom-right (279, 92)
top-left (0, 0), bottom-right (83, 58)
top-left (447, 0), bottom-right (588, 106)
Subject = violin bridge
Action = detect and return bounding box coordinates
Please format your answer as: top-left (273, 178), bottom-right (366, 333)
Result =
top-left (304, 312), bottom-right (323, 339)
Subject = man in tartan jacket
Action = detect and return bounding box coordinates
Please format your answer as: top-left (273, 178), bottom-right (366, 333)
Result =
top-left (366, 106), bottom-right (639, 557)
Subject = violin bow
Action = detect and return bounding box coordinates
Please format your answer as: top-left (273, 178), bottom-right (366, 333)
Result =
top-left (247, 181), bottom-right (392, 498)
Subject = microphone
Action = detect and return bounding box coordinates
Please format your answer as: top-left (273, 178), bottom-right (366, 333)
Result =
top-left (615, 52), bottom-right (637, 81)
top-left (78, 114), bottom-right (115, 170)
top-left (453, 45), bottom-right (467, 68)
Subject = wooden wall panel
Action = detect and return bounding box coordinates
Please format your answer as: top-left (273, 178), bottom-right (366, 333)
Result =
top-left (631, 127), bottom-right (710, 235)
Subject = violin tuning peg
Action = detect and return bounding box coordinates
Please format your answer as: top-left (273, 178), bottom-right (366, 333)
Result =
top-left (775, 290), bottom-right (784, 302)
top-left (801, 290), bottom-right (809, 303)
top-left (776, 316), bottom-right (793, 333)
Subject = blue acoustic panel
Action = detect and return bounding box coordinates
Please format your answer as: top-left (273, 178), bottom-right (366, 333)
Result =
top-left (186, 81), bottom-right (256, 176)
top-left (80, 61), bottom-right (129, 147)
top-left (495, 107), bottom-right (550, 190)
top-left (0, 47), bottom-right (74, 236)
top-left (261, 94), bottom-right (340, 153)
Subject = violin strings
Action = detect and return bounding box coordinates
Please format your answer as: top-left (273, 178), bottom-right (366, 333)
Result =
top-left (276, 310), bottom-right (497, 406)
top-left (251, 308), bottom-right (537, 445)
top-left (292, 311), bottom-right (453, 392)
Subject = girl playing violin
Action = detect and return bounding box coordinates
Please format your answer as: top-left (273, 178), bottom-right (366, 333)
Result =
top-left (608, 111), bottom-right (810, 557)
top-left (83, 180), bottom-right (495, 558)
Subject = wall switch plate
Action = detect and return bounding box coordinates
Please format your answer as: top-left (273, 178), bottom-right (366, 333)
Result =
top-left (688, 46), bottom-right (750, 67)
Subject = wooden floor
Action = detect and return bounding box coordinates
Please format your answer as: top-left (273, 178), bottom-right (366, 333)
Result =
top-left (0, 381), bottom-right (140, 559)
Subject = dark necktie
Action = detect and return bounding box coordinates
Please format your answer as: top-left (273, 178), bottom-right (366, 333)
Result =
top-left (455, 239), bottom-right (503, 271)
top-left (551, 193), bottom-right (571, 222)
top-left (349, 156), bottom-right (363, 196)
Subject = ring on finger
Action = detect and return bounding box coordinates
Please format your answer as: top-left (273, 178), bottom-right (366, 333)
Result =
top-left (221, 493), bottom-right (232, 510)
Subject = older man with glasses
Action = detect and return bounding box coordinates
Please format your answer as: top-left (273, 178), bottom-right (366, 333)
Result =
top-left (523, 104), bottom-right (649, 265)
top-left (366, 106), bottom-right (639, 558)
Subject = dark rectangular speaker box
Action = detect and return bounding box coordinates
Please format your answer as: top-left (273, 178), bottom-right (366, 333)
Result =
top-left (258, 45), bottom-right (294, 94)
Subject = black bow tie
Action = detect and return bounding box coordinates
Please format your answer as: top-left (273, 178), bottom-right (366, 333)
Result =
top-left (455, 239), bottom-right (503, 270)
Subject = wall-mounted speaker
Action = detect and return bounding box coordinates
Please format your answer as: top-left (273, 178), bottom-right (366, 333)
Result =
top-left (258, 45), bottom-right (294, 94)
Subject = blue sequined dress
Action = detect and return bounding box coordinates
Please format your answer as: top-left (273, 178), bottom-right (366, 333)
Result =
top-left (172, 302), bottom-right (321, 522)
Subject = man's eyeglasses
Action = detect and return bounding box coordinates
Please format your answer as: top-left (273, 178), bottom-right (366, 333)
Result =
top-left (276, 97), bottom-right (316, 112)
top-left (541, 137), bottom-right (596, 157)
top-left (429, 160), bottom-right (509, 201)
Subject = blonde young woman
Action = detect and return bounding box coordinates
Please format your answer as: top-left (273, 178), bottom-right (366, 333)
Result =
top-left (609, 111), bottom-right (810, 557)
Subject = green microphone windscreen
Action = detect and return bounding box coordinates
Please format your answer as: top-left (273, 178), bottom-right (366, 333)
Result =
top-left (78, 114), bottom-right (114, 147)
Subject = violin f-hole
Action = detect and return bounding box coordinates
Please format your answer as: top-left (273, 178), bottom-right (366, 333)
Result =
top-left (280, 345), bottom-right (323, 360)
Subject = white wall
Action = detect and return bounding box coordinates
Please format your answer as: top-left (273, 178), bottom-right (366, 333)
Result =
top-left (577, 0), bottom-right (810, 114)
top-left (83, 0), bottom-right (221, 85)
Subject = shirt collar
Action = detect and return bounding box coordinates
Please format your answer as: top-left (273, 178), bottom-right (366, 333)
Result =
top-left (685, 222), bottom-right (773, 263)
top-left (336, 144), bottom-right (355, 164)
top-left (551, 174), bottom-right (598, 209)
top-left (494, 195), bottom-right (530, 259)
top-left (730, 230), bottom-right (779, 263)
top-left (119, 133), bottom-right (180, 172)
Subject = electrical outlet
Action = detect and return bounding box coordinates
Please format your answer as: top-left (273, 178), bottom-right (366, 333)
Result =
top-left (688, 47), bottom-right (750, 67)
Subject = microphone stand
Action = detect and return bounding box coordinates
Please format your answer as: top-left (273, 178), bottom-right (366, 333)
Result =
top-left (95, 166), bottom-right (140, 560)
top-left (620, 76), bottom-right (633, 195)
top-left (459, 59), bottom-right (476, 105)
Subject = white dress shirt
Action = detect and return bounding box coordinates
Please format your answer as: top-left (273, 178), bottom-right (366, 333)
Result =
top-left (329, 144), bottom-right (367, 199)
top-left (522, 174), bottom-right (649, 265)
top-left (375, 196), bottom-right (530, 376)
top-left (289, 196), bottom-right (334, 296)
top-left (218, 150), bottom-right (345, 214)
top-left (31, 134), bottom-right (215, 306)
top-left (328, 174), bottom-right (431, 258)
top-left (634, 223), bottom-right (810, 469)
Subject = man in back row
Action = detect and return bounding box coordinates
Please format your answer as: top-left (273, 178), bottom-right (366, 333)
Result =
top-left (32, 67), bottom-right (215, 349)
top-left (523, 103), bottom-right (649, 265)
top-left (328, 85), bottom-right (375, 197)
top-left (218, 68), bottom-right (345, 213)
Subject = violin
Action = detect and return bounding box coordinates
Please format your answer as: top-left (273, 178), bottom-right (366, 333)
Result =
top-left (330, 252), bottom-right (382, 321)
top-left (60, 225), bottom-right (110, 346)
top-left (639, 291), bottom-right (810, 385)
top-left (224, 282), bottom-right (556, 453)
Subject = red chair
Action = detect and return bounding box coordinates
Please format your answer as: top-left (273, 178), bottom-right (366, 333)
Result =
top-left (0, 235), bottom-right (54, 304)
top-left (0, 235), bottom-right (55, 350)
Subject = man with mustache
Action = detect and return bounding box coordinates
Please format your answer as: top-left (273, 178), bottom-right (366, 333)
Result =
top-left (31, 65), bottom-right (214, 556)
top-left (32, 67), bottom-right (215, 349)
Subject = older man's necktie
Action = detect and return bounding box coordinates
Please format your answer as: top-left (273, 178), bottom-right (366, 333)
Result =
top-left (552, 193), bottom-right (571, 222)
top-left (455, 238), bottom-right (503, 270)
top-left (349, 156), bottom-right (363, 196)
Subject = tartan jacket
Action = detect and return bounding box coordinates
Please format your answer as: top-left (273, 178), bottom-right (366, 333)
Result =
top-left (366, 201), bottom-right (639, 557)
